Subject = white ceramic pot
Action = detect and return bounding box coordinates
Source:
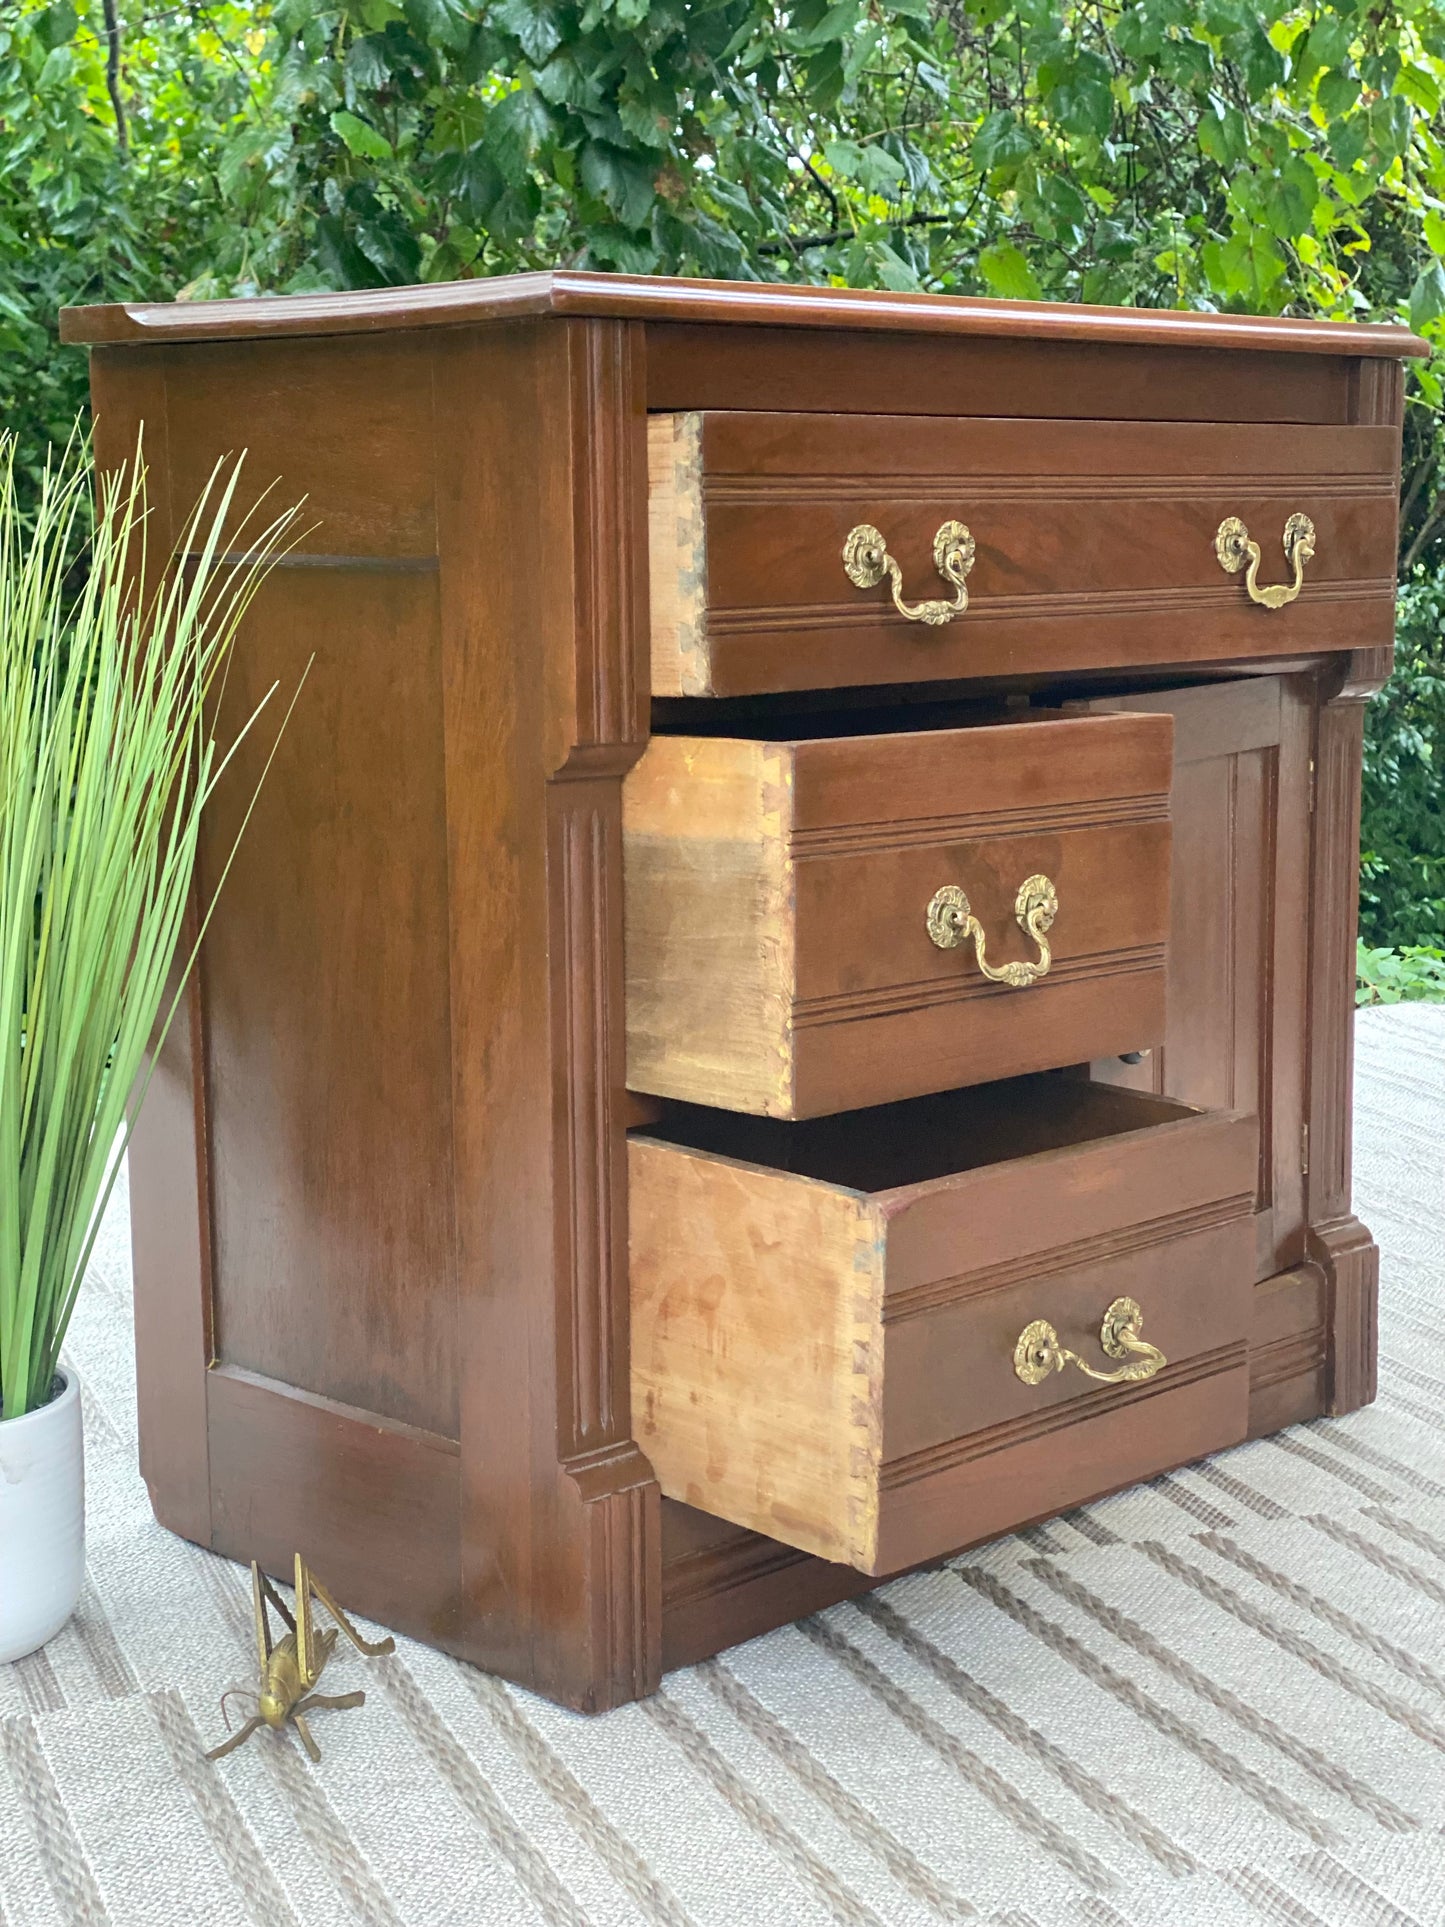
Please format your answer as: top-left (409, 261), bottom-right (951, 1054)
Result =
top-left (0, 1368), bottom-right (84, 1663)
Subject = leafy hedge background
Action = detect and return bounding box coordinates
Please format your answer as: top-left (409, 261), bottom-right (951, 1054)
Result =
top-left (5, 0), bottom-right (1445, 974)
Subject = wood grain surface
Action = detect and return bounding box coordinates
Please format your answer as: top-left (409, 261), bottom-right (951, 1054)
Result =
top-left (61, 267), bottom-right (1427, 356)
top-left (631, 1082), bottom-right (1256, 1573)
top-left (624, 711), bottom-right (1172, 1116)
top-left (650, 411), bottom-right (1400, 695)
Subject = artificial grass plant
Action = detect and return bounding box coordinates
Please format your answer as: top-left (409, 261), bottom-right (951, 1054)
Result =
top-left (0, 431), bottom-right (302, 1420)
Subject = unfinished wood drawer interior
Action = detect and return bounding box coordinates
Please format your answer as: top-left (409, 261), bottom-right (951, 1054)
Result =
top-left (623, 707), bottom-right (1172, 1118)
top-left (649, 410), bottom-right (1400, 696)
top-left (631, 1076), bottom-right (1257, 1576)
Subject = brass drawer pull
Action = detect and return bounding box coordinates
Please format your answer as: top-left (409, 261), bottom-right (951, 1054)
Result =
top-left (1014, 1297), bottom-right (1167, 1388)
top-left (1214, 513), bottom-right (1316, 610)
top-left (926, 875), bottom-right (1056, 987)
top-left (844, 520), bottom-right (975, 625)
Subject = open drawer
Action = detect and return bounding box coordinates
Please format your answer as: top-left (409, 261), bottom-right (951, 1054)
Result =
top-left (649, 410), bottom-right (1399, 696)
top-left (630, 1076), bottom-right (1257, 1575)
top-left (624, 707), bottom-right (1172, 1117)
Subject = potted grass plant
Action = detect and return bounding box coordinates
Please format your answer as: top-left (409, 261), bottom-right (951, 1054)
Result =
top-left (0, 431), bottom-right (300, 1663)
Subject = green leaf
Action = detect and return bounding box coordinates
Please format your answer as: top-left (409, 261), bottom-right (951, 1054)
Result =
top-left (585, 226), bottom-right (660, 273)
top-left (872, 242), bottom-right (921, 290)
top-left (1410, 262), bottom-right (1445, 336)
top-left (355, 205), bottom-right (423, 281)
top-left (31, 2), bottom-right (77, 52)
top-left (579, 141), bottom-right (657, 229)
top-left (491, 0), bottom-right (563, 65)
top-left (797, 1), bottom-right (863, 48)
top-left (977, 240), bottom-right (1042, 301)
top-left (484, 87), bottom-right (553, 174)
top-left (824, 138), bottom-right (905, 195)
top-left (855, 143), bottom-right (906, 196)
top-left (1330, 114), bottom-right (1368, 172)
top-left (403, 0), bottom-right (473, 52)
top-left (1199, 100), bottom-right (1247, 169)
top-left (1317, 70), bottom-right (1360, 121)
top-left (330, 110), bottom-right (393, 161)
top-left (972, 109), bottom-right (1032, 175)
top-left (822, 137), bottom-right (864, 176)
top-left (1043, 53), bottom-right (1114, 140)
top-left (1237, 21), bottom-right (1285, 97)
top-left (1396, 64), bottom-right (1441, 117)
top-left (1256, 155), bottom-right (1320, 241)
top-left (343, 36), bottom-right (394, 98)
top-left (1365, 92), bottom-right (1413, 163)
top-left (1297, 15), bottom-right (1351, 85)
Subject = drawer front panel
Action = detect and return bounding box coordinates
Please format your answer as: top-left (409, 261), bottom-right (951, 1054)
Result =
top-left (881, 1213), bottom-right (1253, 1461)
top-left (873, 1356), bottom-right (1249, 1576)
top-left (625, 711), bottom-right (1172, 1117)
top-left (630, 1085), bottom-right (1258, 1575)
top-left (650, 411), bottom-right (1399, 696)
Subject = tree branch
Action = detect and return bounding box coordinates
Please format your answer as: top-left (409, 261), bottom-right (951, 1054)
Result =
top-left (758, 212), bottom-right (949, 255)
top-left (102, 0), bottom-right (128, 153)
top-left (1399, 454), bottom-right (1436, 535)
top-left (1401, 492), bottom-right (1445, 574)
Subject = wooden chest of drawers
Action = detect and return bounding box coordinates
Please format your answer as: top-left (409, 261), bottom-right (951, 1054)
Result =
top-left (62, 273), bottom-right (1422, 1712)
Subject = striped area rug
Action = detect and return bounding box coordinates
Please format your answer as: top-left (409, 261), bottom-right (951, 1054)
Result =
top-left (3, 1004), bottom-right (1444, 1927)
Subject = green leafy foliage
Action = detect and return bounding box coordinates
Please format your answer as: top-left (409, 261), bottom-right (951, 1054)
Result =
top-left (7, 0), bottom-right (1445, 476)
top-left (1356, 939), bottom-right (1445, 1004)
top-left (10, 0), bottom-right (1445, 557)
top-left (0, 1), bottom-right (260, 506)
top-left (196, 0), bottom-right (1445, 359)
top-left (1362, 568), bottom-right (1445, 950)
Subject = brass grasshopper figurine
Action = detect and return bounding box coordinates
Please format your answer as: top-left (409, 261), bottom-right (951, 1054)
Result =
top-left (206, 1556), bottom-right (395, 1763)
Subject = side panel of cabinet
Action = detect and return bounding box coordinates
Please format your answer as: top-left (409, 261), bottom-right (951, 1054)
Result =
top-left (100, 319), bottom-right (663, 1711)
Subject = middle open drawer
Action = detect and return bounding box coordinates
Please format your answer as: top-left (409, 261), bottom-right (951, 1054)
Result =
top-left (624, 708), bottom-right (1173, 1118)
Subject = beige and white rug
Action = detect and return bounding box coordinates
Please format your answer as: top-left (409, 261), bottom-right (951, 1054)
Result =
top-left (2, 1005), bottom-right (1444, 1927)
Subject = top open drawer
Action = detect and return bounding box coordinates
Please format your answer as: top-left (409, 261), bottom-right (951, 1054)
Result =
top-left (649, 411), bottom-right (1399, 697)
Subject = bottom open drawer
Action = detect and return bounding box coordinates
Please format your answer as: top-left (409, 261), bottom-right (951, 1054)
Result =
top-left (630, 1076), bottom-right (1257, 1575)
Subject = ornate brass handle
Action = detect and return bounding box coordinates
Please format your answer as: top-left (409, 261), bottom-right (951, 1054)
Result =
top-left (926, 875), bottom-right (1056, 988)
top-left (1214, 513), bottom-right (1316, 610)
top-left (843, 520), bottom-right (975, 625)
top-left (1013, 1297), bottom-right (1167, 1388)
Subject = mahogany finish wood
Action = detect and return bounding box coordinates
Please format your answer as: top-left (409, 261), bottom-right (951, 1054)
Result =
top-left (68, 269), bottom-right (1411, 1712)
top-left (623, 711), bottom-right (1171, 1116)
top-left (61, 268), bottom-right (1426, 357)
top-left (650, 411), bottom-right (1399, 695)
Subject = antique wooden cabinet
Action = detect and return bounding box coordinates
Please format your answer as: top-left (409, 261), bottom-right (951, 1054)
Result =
top-left (62, 274), bottom-right (1423, 1712)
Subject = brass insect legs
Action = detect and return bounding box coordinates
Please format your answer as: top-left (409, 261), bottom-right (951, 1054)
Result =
top-left (206, 1555), bottom-right (395, 1764)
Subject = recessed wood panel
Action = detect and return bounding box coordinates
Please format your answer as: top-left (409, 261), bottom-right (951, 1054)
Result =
top-left (1078, 677), bottom-right (1310, 1279)
top-left (201, 563), bottom-right (459, 1437)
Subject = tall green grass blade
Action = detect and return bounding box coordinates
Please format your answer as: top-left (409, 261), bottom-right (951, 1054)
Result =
top-left (0, 429), bottom-right (303, 1419)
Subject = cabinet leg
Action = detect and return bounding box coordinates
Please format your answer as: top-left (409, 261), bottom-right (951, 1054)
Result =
top-left (1311, 1215), bottom-right (1379, 1415)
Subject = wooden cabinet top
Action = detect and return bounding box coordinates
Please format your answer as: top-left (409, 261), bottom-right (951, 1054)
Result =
top-left (61, 268), bottom-right (1427, 359)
